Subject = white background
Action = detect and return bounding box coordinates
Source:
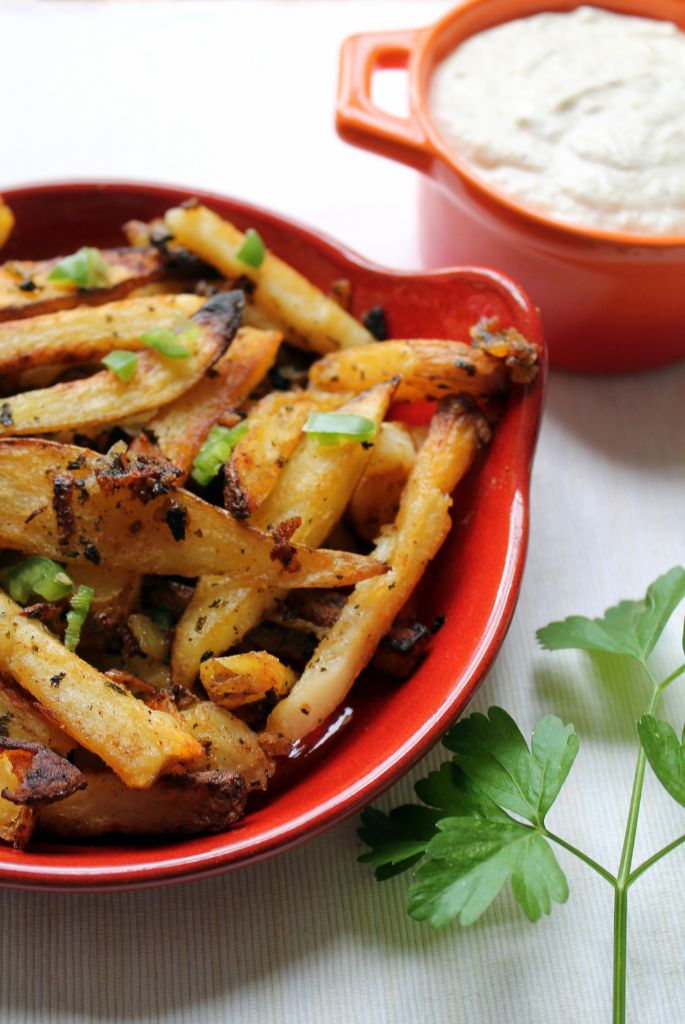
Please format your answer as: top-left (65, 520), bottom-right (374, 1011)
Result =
top-left (2, 3), bottom-right (685, 1021)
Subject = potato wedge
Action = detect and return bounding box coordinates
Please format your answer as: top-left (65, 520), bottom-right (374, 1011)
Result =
top-left (200, 651), bottom-right (296, 710)
top-left (308, 338), bottom-right (510, 400)
top-left (0, 293), bottom-right (204, 377)
top-left (0, 198), bottom-right (14, 253)
top-left (224, 389), bottom-right (345, 519)
top-left (0, 438), bottom-right (386, 588)
top-left (172, 380), bottom-right (395, 686)
top-left (267, 396), bottom-right (491, 740)
top-left (131, 325), bottom-right (282, 475)
top-left (0, 293), bottom-right (244, 437)
top-left (0, 245), bottom-right (211, 324)
top-left (348, 421), bottom-right (416, 542)
top-left (180, 701), bottom-right (274, 790)
top-left (38, 767), bottom-right (247, 838)
top-left (165, 204), bottom-right (373, 353)
top-left (0, 589), bottom-right (203, 787)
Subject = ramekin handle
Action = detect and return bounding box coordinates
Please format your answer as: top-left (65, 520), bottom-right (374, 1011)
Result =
top-left (336, 29), bottom-right (432, 173)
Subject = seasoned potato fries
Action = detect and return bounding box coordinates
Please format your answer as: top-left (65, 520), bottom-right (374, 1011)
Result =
top-left (0, 197), bottom-right (537, 846)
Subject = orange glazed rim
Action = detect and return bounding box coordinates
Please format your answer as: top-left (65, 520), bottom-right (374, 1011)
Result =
top-left (336, 0), bottom-right (685, 250)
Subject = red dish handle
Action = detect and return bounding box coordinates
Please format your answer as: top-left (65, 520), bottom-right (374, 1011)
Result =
top-left (336, 28), bottom-right (433, 173)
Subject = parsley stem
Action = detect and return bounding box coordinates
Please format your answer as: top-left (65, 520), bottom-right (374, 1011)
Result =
top-left (628, 833), bottom-right (685, 887)
top-left (542, 830), bottom-right (616, 887)
top-left (613, 887), bottom-right (628, 1024)
top-left (656, 662), bottom-right (685, 694)
top-left (612, 667), bottom-right (664, 1024)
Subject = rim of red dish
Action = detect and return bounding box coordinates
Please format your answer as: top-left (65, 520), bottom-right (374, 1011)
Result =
top-left (0, 179), bottom-right (547, 891)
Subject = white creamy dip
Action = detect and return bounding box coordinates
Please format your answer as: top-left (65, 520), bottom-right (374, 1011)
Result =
top-left (429, 6), bottom-right (685, 235)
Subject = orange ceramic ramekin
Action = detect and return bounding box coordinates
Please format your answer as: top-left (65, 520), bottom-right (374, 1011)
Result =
top-left (336, 0), bottom-right (685, 374)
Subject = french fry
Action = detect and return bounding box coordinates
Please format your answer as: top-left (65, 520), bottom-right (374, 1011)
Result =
top-left (172, 380), bottom-right (396, 686)
top-left (0, 438), bottom-right (386, 588)
top-left (0, 589), bottom-right (203, 787)
top-left (130, 325), bottom-right (282, 475)
top-left (224, 389), bottom-right (346, 519)
top-left (165, 203), bottom-right (373, 353)
top-left (267, 396), bottom-right (491, 741)
top-left (0, 198), bottom-right (14, 253)
top-left (348, 421), bottom-right (416, 542)
top-left (200, 651), bottom-right (296, 710)
top-left (0, 294), bottom-right (204, 377)
top-left (0, 245), bottom-right (211, 324)
top-left (179, 701), bottom-right (275, 790)
top-left (308, 338), bottom-right (509, 400)
top-left (38, 767), bottom-right (247, 838)
top-left (0, 293), bottom-right (245, 437)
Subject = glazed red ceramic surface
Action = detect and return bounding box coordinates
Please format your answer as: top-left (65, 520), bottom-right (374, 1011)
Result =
top-left (336, 0), bottom-right (685, 374)
top-left (0, 181), bottom-right (545, 891)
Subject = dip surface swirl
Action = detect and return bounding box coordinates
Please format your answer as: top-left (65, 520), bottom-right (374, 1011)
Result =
top-left (429, 6), bottom-right (685, 235)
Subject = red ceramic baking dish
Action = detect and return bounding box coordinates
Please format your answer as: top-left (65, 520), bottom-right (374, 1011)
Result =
top-left (0, 181), bottom-right (544, 891)
top-left (336, 0), bottom-right (685, 374)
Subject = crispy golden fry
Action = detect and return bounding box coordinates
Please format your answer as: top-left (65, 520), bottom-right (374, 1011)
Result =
top-left (0, 199), bottom-right (14, 253)
top-left (180, 702), bottom-right (274, 790)
top-left (0, 245), bottom-right (210, 324)
top-left (0, 294), bottom-right (204, 377)
top-left (348, 421), bottom-right (416, 542)
top-left (0, 293), bottom-right (244, 437)
top-left (130, 325), bottom-right (282, 475)
top-left (308, 338), bottom-right (510, 400)
top-left (38, 767), bottom-right (247, 838)
top-left (0, 438), bottom-right (386, 588)
top-left (0, 674), bottom-right (75, 756)
top-left (200, 651), bottom-right (296, 710)
top-left (267, 396), bottom-right (491, 741)
top-left (0, 351), bottom-right (189, 435)
top-left (0, 589), bottom-right (203, 787)
top-left (172, 381), bottom-right (395, 686)
top-left (165, 204), bottom-right (373, 353)
top-left (224, 389), bottom-right (346, 519)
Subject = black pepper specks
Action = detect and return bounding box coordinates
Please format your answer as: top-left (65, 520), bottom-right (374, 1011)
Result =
top-left (84, 543), bottom-right (101, 565)
top-left (165, 503), bottom-right (187, 542)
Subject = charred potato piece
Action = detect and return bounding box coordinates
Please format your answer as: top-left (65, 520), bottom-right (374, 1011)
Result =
top-left (38, 767), bottom-right (247, 838)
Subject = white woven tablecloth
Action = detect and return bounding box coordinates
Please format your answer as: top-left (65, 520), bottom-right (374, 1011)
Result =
top-left (2, 3), bottom-right (685, 1021)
